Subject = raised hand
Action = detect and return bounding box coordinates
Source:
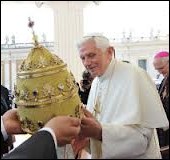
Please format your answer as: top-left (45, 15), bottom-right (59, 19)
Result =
top-left (45, 116), bottom-right (81, 146)
top-left (80, 107), bottom-right (102, 141)
top-left (2, 108), bottom-right (24, 135)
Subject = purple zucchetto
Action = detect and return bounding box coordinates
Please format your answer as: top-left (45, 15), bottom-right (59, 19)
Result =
top-left (154, 51), bottom-right (169, 59)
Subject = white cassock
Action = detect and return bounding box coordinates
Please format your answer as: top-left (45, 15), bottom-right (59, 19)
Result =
top-left (87, 59), bottom-right (169, 159)
top-left (56, 144), bottom-right (75, 159)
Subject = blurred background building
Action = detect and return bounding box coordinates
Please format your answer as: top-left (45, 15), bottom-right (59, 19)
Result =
top-left (1, 1), bottom-right (169, 92)
top-left (1, 0), bottom-right (169, 149)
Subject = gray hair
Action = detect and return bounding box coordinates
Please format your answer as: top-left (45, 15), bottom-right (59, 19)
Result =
top-left (156, 56), bottom-right (169, 63)
top-left (161, 57), bottom-right (169, 63)
top-left (77, 33), bottom-right (110, 52)
top-left (153, 56), bottom-right (169, 66)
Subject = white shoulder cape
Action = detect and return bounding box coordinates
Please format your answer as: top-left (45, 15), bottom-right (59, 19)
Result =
top-left (87, 59), bottom-right (169, 128)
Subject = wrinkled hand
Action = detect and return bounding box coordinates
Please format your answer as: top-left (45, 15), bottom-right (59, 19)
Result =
top-left (80, 108), bottom-right (102, 141)
top-left (2, 109), bottom-right (24, 135)
top-left (45, 116), bottom-right (81, 146)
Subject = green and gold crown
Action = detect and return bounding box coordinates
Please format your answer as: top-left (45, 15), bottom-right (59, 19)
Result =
top-left (14, 18), bottom-right (82, 133)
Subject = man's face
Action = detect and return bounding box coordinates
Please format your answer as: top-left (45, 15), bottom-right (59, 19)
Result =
top-left (79, 41), bottom-right (112, 77)
top-left (153, 58), bottom-right (169, 77)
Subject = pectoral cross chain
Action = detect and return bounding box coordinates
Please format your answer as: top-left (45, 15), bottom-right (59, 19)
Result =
top-left (94, 101), bottom-right (101, 118)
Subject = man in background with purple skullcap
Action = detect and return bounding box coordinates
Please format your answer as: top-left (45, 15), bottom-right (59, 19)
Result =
top-left (153, 51), bottom-right (169, 159)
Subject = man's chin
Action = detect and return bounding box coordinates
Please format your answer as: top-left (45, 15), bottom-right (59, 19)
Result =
top-left (164, 73), bottom-right (169, 77)
top-left (161, 74), bottom-right (166, 78)
top-left (90, 71), bottom-right (98, 77)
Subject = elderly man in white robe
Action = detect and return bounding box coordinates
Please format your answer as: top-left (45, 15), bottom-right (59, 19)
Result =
top-left (73, 33), bottom-right (169, 159)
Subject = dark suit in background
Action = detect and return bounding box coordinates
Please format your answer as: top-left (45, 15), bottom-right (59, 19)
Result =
top-left (78, 87), bottom-right (91, 105)
top-left (1, 85), bottom-right (12, 115)
top-left (2, 131), bottom-right (57, 159)
top-left (156, 76), bottom-right (169, 159)
top-left (78, 70), bottom-right (94, 105)
top-left (1, 85), bottom-right (13, 156)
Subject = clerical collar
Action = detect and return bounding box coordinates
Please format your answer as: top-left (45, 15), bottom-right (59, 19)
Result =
top-left (98, 59), bottom-right (116, 82)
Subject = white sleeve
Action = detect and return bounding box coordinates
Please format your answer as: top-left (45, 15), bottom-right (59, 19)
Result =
top-left (39, 127), bottom-right (58, 151)
top-left (101, 124), bottom-right (153, 159)
top-left (1, 116), bottom-right (8, 141)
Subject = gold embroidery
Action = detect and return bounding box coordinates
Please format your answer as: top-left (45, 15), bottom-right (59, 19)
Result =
top-left (93, 100), bottom-right (101, 118)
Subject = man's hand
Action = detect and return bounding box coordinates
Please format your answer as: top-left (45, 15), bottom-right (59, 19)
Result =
top-left (71, 135), bottom-right (89, 157)
top-left (45, 116), bottom-right (81, 146)
top-left (80, 108), bottom-right (102, 141)
top-left (2, 109), bottom-right (24, 135)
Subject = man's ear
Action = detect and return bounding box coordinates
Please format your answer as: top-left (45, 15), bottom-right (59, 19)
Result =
top-left (108, 47), bottom-right (115, 58)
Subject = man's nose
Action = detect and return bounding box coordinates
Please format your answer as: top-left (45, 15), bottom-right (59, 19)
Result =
top-left (84, 58), bottom-right (91, 67)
